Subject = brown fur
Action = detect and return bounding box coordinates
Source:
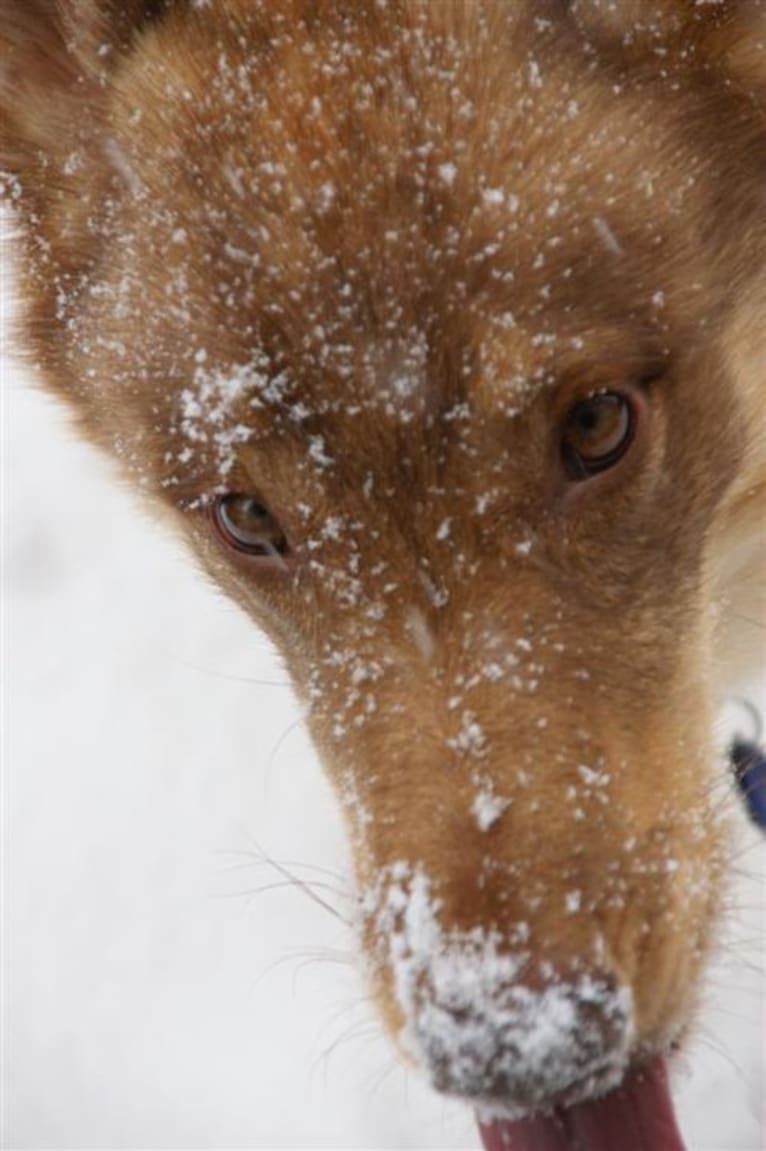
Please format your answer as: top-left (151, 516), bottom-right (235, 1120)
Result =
top-left (3, 0), bottom-right (765, 1118)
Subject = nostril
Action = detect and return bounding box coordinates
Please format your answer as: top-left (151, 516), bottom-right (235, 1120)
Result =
top-left (410, 957), bottom-right (634, 1107)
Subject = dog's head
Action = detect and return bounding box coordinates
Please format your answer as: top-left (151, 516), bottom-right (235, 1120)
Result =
top-left (3, 0), bottom-right (764, 1129)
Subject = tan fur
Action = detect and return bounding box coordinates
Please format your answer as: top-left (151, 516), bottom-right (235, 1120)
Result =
top-left (2, 0), bottom-right (765, 1118)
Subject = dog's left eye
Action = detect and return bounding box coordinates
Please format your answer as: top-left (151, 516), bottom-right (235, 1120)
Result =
top-left (561, 391), bottom-right (635, 479)
top-left (212, 494), bottom-right (289, 558)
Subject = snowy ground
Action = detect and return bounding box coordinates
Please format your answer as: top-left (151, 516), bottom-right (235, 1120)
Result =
top-left (2, 299), bottom-right (764, 1149)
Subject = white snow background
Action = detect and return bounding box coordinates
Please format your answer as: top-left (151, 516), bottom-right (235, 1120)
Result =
top-left (1, 240), bottom-right (764, 1150)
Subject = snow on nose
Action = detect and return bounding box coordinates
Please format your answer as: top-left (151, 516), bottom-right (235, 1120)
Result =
top-left (363, 863), bottom-right (634, 1109)
top-left (413, 954), bottom-right (633, 1105)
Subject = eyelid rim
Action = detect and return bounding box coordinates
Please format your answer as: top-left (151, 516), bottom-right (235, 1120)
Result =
top-left (549, 356), bottom-right (663, 422)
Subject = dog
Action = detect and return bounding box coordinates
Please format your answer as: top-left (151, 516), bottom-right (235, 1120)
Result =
top-left (2, 2), bottom-right (764, 1147)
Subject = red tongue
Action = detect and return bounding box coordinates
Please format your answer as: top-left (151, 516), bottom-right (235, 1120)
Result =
top-left (478, 1058), bottom-right (686, 1151)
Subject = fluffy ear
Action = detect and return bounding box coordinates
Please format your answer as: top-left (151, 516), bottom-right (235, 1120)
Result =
top-left (0, 0), bottom-right (172, 411)
top-left (0, 0), bottom-right (167, 174)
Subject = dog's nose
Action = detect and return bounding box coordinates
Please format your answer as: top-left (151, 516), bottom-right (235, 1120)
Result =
top-left (409, 954), bottom-right (634, 1106)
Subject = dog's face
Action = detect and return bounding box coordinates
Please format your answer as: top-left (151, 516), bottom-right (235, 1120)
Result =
top-left (4, 0), bottom-right (764, 1126)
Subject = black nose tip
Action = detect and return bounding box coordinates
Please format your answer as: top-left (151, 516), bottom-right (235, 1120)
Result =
top-left (411, 959), bottom-right (633, 1107)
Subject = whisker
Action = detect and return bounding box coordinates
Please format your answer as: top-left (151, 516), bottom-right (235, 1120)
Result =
top-left (251, 946), bottom-right (354, 992)
top-left (264, 712), bottom-right (309, 792)
top-left (224, 833), bottom-right (354, 925)
top-left (363, 1052), bottom-right (402, 1104)
top-left (214, 878), bottom-right (351, 912)
top-left (213, 851), bottom-right (351, 888)
top-left (317, 1018), bottom-right (381, 1077)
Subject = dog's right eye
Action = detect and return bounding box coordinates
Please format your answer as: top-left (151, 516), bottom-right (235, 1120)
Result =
top-left (560, 390), bottom-right (636, 480)
top-left (211, 494), bottom-right (289, 559)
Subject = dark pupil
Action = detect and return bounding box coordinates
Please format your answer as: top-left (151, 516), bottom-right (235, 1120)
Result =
top-left (569, 393), bottom-right (627, 453)
top-left (237, 498), bottom-right (269, 526)
top-left (575, 403), bottom-right (601, 432)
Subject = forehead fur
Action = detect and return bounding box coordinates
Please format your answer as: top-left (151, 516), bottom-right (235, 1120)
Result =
top-left (8, 0), bottom-right (760, 515)
top-left (52, 0), bottom-right (733, 495)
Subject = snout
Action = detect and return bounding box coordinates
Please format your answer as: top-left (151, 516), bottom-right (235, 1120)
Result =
top-left (339, 632), bottom-right (724, 1121)
top-left (412, 955), bottom-right (633, 1107)
top-left (363, 864), bottom-right (637, 1113)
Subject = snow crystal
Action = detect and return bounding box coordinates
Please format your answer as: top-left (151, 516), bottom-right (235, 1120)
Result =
top-left (475, 493), bottom-right (492, 514)
top-left (418, 570), bottom-right (449, 610)
top-left (62, 151), bottom-right (83, 176)
top-left (437, 162), bottom-right (458, 186)
top-left (565, 891), bottom-right (582, 915)
top-left (316, 181), bottom-right (336, 212)
top-left (178, 364), bottom-right (253, 480)
top-left (339, 769), bottom-right (373, 827)
top-left (471, 782), bottom-right (510, 832)
top-left (447, 711), bottom-right (486, 758)
top-left (307, 435), bottom-right (334, 469)
top-left (577, 764), bottom-right (611, 789)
